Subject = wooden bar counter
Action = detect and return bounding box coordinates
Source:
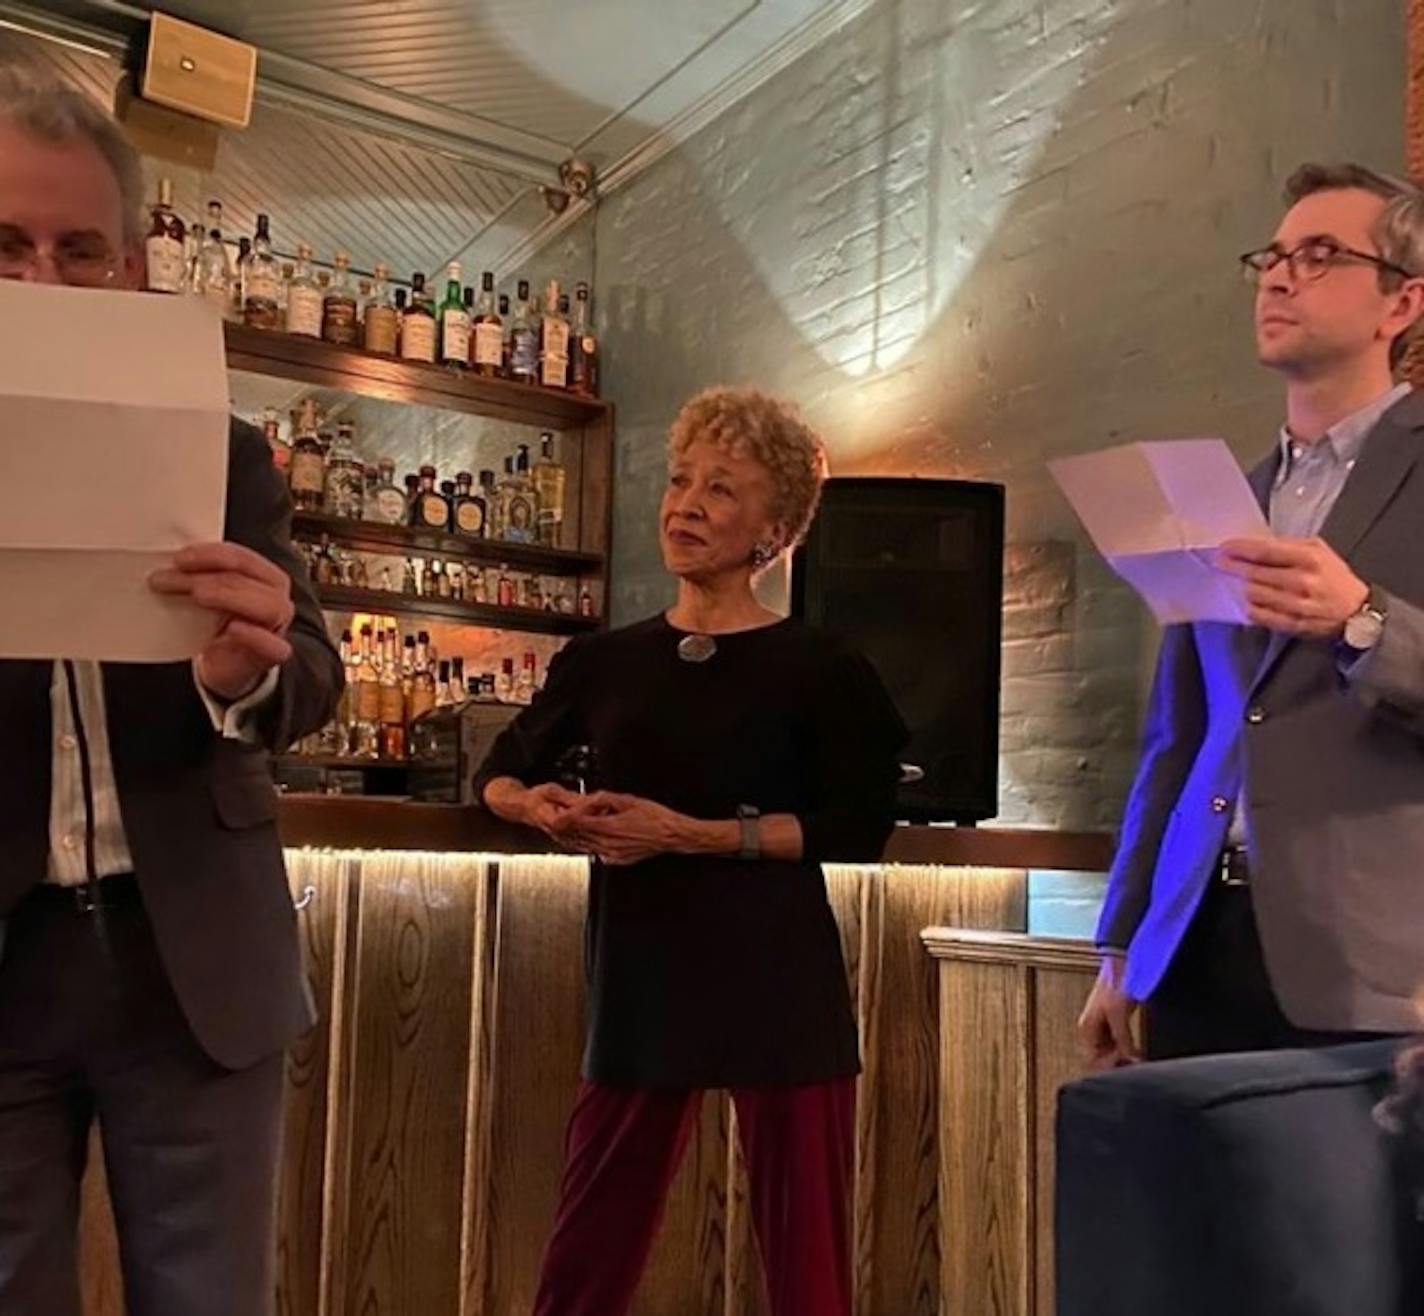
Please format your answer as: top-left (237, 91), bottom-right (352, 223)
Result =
top-left (80, 802), bottom-right (1110, 1316)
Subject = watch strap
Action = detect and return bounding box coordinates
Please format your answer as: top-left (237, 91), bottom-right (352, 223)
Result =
top-left (737, 804), bottom-right (761, 861)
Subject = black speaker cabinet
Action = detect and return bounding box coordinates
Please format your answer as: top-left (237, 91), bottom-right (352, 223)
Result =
top-left (792, 477), bottom-right (1005, 824)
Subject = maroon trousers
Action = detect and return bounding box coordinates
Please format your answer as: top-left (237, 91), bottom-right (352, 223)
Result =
top-left (532, 1078), bottom-right (856, 1316)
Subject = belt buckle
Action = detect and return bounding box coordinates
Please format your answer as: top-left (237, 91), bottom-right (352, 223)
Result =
top-left (1219, 848), bottom-right (1250, 887)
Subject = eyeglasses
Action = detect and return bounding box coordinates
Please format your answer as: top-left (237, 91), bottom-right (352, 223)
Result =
top-left (0, 227), bottom-right (120, 287)
top-left (1239, 238), bottom-right (1415, 287)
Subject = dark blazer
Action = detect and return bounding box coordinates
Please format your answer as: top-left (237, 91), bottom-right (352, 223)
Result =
top-left (1099, 389), bottom-right (1424, 1034)
top-left (0, 420), bottom-right (341, 1069)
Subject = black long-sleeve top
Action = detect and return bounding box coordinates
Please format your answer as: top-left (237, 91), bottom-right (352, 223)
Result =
top-left (474, 614), bottom-right (908, 1088)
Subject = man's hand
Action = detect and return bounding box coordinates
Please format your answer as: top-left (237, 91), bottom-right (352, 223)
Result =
top-left (1217, 536), bottom-right (1368, 638)
top-left (553, 792), bottom-right (691, 867)
top-left (1077, 954), bottom-right (1142, 1069)
top-left (150, 543), bottom-right (295, 702)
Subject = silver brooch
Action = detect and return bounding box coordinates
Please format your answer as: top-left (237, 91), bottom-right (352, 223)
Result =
top-left (677, 633), bottom-right (717, 663)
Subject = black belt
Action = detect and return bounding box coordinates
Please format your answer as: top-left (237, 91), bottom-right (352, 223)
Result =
top-left (28, 873), bottom-right (141, 914)
top-left (1217, 846), bottom-right (1250, 887)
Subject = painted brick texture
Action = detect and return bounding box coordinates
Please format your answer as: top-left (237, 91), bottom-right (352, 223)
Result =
top-left (584, 0), bottom-right (1404, 828)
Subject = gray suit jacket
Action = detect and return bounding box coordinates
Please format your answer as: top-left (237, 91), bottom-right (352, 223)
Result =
top-left (0, 420), bottom-right (342, 1069)
top-left (1098, 389), bottom-right (1424, 1033)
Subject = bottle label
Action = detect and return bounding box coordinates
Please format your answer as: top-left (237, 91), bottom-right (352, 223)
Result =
top-left (540, 320), bottom-right (571, 387)
top-left (505, 493), bottom-right (536, 542)
top-left (375, 488), bottom-right (406, 524)
top-left (402, 316), bottom-right (437, 363)
top-left (290, 451), bottom-right (325, 495)
top-left (246, 269), bottom-right (280, 306)
top-left (356, 681), bottom-right (382, 722)
top-left (269, 441), bottom-right (291, 473)
top-left (379, 685), bottom-right (405, 725)
top-left (420, 493), bottom-right (449, 528)
top-left (456, 501), bottom-right (485, 535)
top-left (323, 301), bottom-right (359, 345)
top-left (325, 466), bottom-right (364, 519)
top-left (365, 308), bottom-right (398, 355)
top-left (442, 312), bottom-right (471, 364)
top-left (286, 286), bottom-right (323, 336)
top-left (511, 328), bottom-right (538, 378)
top-left (145, 235), bottom-right (185, 293)
top-left (474, 322), bottom-right (504, 368)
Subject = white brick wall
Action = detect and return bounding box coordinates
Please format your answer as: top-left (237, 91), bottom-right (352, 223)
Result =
top-left (570, 0), bottom-right (1405, 829)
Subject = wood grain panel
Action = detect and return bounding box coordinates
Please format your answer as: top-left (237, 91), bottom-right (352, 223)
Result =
top-left (939, 960), bottom-right (1030, 1316)
top-left (869, 867), bottom-right (1026, 1316)
top-left (277, 852), bottom-right (352, 1316)
top-left (477, 856), bottom-right (590, 1316)
top-left (80, 1131), bottom-right (123, 1316)
top-left (1030, 966), bottom-right (1097, 1316)
top-left (337, 851), bottom-right (485, 1316)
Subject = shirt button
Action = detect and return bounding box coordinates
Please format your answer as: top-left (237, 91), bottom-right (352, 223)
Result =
top-left (61, 833), bottom-right (79, 850)
top-left (1292, 445), bottom-right (1304, 460)
top-left (1211, 796), bottom-right (1230, 813)
top-left (1246, 706), bottom-right (1266, 725)
top-left (59, 734), bottom-right (77, 751)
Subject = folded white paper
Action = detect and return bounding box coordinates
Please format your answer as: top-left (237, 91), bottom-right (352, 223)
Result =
top-left (0, 282), bottom-right (228, 660)
top-left (1050, 439), bottom-right (1269, 624)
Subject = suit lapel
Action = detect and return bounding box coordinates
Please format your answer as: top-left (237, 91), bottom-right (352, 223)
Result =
top-left (1248, 390), bottom-right (1424, 697)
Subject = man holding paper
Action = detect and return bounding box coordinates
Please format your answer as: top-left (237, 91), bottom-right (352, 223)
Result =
top-left (1078, 163), bottom-right (1424, 1064)
top-left (0, 67), bottom-right (341, 1314)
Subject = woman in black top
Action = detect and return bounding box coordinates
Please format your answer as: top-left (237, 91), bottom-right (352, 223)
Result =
top-left (476, 386), bottom-right (907, 1316)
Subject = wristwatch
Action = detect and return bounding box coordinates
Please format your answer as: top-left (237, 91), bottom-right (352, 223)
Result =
top-left (736, 804), bottom-right (761, 861)
top-left (1342, 585), bottom-right (1388, 652)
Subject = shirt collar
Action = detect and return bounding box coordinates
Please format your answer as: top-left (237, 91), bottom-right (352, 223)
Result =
top-left (1276, 381), bottom-right (1413, 477)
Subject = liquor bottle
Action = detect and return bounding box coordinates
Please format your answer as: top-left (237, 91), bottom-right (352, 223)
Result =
top-left (401, 273), bottom-right (436, 363)
top-left (570, 281), bottom-right (599, 397)
top-left (451, 471), bottom-right (487, 538)
top-left (144, 178), bottom-right (186, 294)
top-left (322, 252), bottom-right (359, 345)
top-left (194, 201), bottom-right (232, 313)
top-left (379, 629), bottom-right (407, 760)
top-left (289, 421), bottom-right (326, 513)
top-left (409, 465), bottom-right (451, 531)
top-left (538, 280), bottom-right (571, 389)
top-left (430, 559), bottom-right (450, 599)
top-left (498, 294), bottom-right (512, 376)
top-left (439, 262), bottom-right (470, 367)
top-left (509, 280), bottom-right (538, 383)
top-left (243, 214), bottom-right (282, 330)
top-left (435, 660), bottom-right (453, 709)
top-left (531, 431), bottom-right (566, 548)
top-left (402, 633), bottom-right (417, 682)
top-left (579, 584), bottom-right (595, 618)
top-left (485, 466), bottom-right (507, 540)
top-left (496, 657), bottom-right (515, 703)
top-left (323, 421), bottom-right (365, 519)
top-left (527, 576), bottom-right (544, 611)
top-left (450, 656), bottom-right (467, 704)
top-left (183, 212), bottom-right (203, 292)
top-left (286, 245), bottom-right (324, 337)
top-left (353, 625), bottom-right (382, 759)
top-left (261, 406), bottom-right (290, 476)
top-left (327, 627), bottom-right (355, 756)
top-left (357, 279), bottom-right (372, 338)
top-left (232, 236), bottom-right (251, 322)
top-left (504, 444), bottom-right (538, 544)
top-left (497, 564), bottom-right (515, 608)
top-left (408, 632), bottom-right (436, 722)
top-left (471, 272), bottom-right (503, 377)
top-left (401, 557), bottom-right (418, 594)
top-left (515, 650), bottom-right (537, 704)
top-left (402, 473), bottom-right (421, 520)
top-left (366, 457), bottom-right (406, 525)
top-left (279, 262), bottom-right (294, 315)
top-left (363, 264), bottom-right (398, 355)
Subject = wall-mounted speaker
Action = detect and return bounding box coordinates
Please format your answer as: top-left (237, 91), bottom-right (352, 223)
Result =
top-left (142, 13), bottom-right (256, 129)
top-left (792, 477), bottom-right (1005, 824)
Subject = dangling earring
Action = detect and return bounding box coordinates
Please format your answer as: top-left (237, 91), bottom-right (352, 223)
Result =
top-left (749, 543), bottom-right (775, 570)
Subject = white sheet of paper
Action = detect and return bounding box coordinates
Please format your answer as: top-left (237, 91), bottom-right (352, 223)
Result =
top-left (0, 282), bottom-right (229, 660)
top-left (1050, 439), bottom-right (1269, 624)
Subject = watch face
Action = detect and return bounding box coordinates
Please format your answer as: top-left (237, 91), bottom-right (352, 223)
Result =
top-left (1344, 609), bottom-right (1385, 650)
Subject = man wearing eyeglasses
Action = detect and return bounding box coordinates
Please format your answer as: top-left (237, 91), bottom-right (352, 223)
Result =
top-left (1079, 163), bottom-right (1424, 1066)
top-left (0, 66), bottom-right (341, 1315)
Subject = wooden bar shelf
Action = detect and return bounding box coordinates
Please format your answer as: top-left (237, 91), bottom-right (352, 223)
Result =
top-left (292, 511), bottom-right (602, 577)
top-left (225, 322), bottom-right (609, 428)
top-left (315, 583), bottom-right (600, 635)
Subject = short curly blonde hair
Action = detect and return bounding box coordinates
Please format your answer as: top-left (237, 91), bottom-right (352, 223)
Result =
top-left (667, 387), bottom-right (828, 550)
